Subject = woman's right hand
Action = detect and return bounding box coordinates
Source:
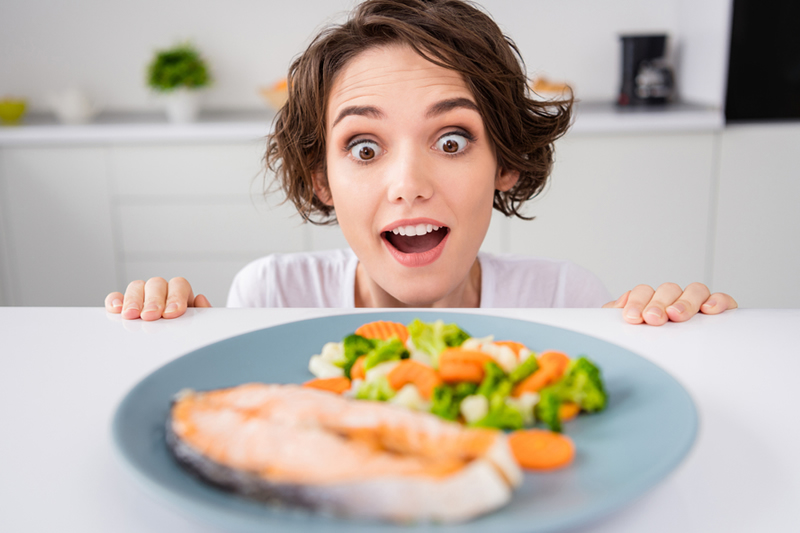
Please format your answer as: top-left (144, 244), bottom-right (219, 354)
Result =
top-left (104, 277), bottom-right (211, 320)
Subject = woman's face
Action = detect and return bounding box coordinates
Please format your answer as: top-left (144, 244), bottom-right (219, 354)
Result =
top-left (317, 44), bottom-right (518, 306)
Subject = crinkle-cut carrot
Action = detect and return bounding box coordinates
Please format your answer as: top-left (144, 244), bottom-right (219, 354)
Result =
top-left (355, 320), bottom-right (409, 343)
top-left (438, 348), bottom-right (496, 383)
top-left (350, 355), bottom-right (367, 381)
top-left (386, 359), bottom-right (443, 400)
top-left (559, 401), bottom-right (581, 421)
top-left (494, 340), bottom-right (527, 356)
top-left (512, 350), bottom-right (571, 397)
top-left (508, 429), bottom-right (575, 470)
top-left (302, 376), bottom-right (351, 394)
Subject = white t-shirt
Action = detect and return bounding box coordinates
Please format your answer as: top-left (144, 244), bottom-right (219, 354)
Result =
top-left (227, 248), bottom-right (611, 308)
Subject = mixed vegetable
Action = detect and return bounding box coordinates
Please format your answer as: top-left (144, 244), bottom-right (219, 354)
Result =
top-left (304, 319), bottom-right (608, 469)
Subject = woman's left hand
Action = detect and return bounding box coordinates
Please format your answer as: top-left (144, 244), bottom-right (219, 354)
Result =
top-left (603, 283), bottom-right (738, 326)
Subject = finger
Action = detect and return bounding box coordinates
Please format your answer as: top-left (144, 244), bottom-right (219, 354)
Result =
top-left (140, 277), bottom-right (168, 321)
top-left (602, 290), bottom-right (631, 309)
top-left (105, 291), bottom-right (124, 314)
top-left (163, 277), bottom-right (195, 319)
top-left (642, 282), bottom-right (684, 326)
top-left (666, 282), bottom-right (711, 322)
top-left (623, 285), bottom-right (656, 324)
top-left (122, 280), bottom-right (145, 320)
top-left (193, 294), bottom-right (213, 308)
top-left (700, 292), bottom-right (739, 315)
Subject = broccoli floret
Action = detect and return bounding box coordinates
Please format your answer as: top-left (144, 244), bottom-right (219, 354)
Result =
top-left (408, 319), bottom-right (471, 367)
top-left (557, 357), bottom-right (608, 413)
top-left (535, 387), bottom-right (563, 432)
top-left (430, 382), bottom-right (478, 421)
top-left (342, 334), bottom-right (376, 378)
top-left (466, 362), bottom-right (521, 430)
top-left (471, 392), bottom-right (524, 430)
top-left (442, 323), bottom-right (470, 347)
top-left (535, 356), bottom-right (607, 432)
top-left (355, 375), bottom-right (396, 401)
top-left (364, 338), bottom-right (409, 371)
top-left (508, 352), bottom-right (539, 384)
top-left (476, 361), bottom-right (509, 398)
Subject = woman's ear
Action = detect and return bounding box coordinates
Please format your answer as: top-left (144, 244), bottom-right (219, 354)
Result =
top-left (495, 167), bottom-right (520, 192)
top-left (312, 170), bottom-right (334, 206)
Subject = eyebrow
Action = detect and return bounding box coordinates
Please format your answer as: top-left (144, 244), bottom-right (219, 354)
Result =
top-left (332, 105), bottom-right (385, 128)
top-left (331, 97), bottom-right (480, 129)
top-left (425, 97), bottom-right (480, 118)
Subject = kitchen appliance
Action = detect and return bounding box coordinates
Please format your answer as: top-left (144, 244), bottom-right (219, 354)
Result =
top-left (618, 34), bottom-right (674, 106)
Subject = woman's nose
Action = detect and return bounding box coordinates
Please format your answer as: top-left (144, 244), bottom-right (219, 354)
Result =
top-left (385, 144), bottom-right (434, 205)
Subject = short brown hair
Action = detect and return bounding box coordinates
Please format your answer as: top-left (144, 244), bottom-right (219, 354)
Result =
top-left (266, 0), bottom-right (572, 224)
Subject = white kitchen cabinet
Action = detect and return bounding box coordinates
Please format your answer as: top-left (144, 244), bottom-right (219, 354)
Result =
top-left (0, 146), bottom-right (117, 306)
top-left (4, 111), bottom-right (794, 309)
top-left (506, 132), bottom-right (716, 298)
top-left (713, 124), bottom-right (800, 308)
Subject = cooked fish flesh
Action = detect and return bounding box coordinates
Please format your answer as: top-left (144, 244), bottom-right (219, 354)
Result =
top-left (167, 383), bottom-right (522, 523)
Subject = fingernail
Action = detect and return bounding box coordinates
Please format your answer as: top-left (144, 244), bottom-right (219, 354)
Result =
top-left (112, 298), bottom-right (122, 308)
top-left (142, 304), bottom-right (158, 313)
top-left (625, 307), bottom-right (641, 320)
top-left (126, 303), bottom-right (139, 312)
top-left (702, 299), bottom-right (717, 310)
top-left (645, 307), bottom-right (662, 319)
top-left (668, 302), bottom-right (686, 314)
top-left (165, 303), bottom-right (178, 314)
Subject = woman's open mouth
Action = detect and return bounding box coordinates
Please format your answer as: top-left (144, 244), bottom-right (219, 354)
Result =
top-left (381, 223), bottom-right (449, 267)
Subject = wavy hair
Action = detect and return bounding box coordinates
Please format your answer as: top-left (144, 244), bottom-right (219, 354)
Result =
top-left (266, 0), bottom-right (573, 224)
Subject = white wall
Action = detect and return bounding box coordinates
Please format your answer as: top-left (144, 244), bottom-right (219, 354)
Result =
top-left (0, 0), bottom-right (730, 112)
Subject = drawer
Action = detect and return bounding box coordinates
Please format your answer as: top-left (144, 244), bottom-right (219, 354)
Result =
top-left (117, 201), bottom-right (308, 255)
top-left (109, 143), bottom-right (267, 197)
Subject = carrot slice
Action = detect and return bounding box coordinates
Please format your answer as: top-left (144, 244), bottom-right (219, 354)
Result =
top-left (512, 350), bottom-right (571, 397)
top-left (559, 401), bottom-right (581, 421)
top-left (350, 355), bottom-right (367, 381)
top-left (538, 351), bottom-right (570, 377)
top-left (494, 340), bottom-right (527, 356)
top-left (302, 376), bottom-right (351, 394)
top-left (439, 360), bottom-right (485, 383)
top-left (508, 429), bottom-right (575, 470)
top-left (439, 347), bottom-right (495, 366)
top-left (355, 321), bottom-right (409, 343)
top-left (386, 359), bottom-right (443, 400)
top-left (438, 348), bottom-right (496, 383)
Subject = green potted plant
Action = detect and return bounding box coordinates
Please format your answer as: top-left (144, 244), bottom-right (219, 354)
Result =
top-left (147, 43), bottom-right (211, 123)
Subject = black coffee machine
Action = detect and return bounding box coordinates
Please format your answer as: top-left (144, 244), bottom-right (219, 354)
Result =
top-left (618, 34), bottom-right (675, 106)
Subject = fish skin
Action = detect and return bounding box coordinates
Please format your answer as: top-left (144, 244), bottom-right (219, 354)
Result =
top-left (167, 384), bottom-right (521, 523)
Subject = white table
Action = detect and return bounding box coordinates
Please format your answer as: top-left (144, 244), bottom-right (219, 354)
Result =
top-left (1, 308), bottom-right (798, 532)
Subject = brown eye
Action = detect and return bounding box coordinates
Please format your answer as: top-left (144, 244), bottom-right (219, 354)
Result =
top-left (350, 140), bottom-right (380, 161)
top-left (436, 133), bottom-right (468, 155)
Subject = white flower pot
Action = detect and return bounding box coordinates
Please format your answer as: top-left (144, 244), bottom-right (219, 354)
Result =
top-left (164, 88), bottom-right (201, 123)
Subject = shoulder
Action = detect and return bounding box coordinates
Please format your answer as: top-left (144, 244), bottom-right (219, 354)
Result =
top-left (227, 249), bottom-right (358, 308)
top-left (479, 252), bottom-right (611, 308)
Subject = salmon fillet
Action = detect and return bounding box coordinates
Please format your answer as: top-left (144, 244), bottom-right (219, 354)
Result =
top-left (167, 383), bottom-right (521, 523)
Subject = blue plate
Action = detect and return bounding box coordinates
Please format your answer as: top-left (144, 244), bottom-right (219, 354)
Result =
top-left (112, 311), bottom-right (697, 532)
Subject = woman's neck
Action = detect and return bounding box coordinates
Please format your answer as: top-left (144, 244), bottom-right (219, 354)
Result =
top-left (354, 258), bottom-right (482, 308)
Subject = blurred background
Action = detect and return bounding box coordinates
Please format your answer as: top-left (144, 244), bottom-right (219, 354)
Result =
top-left (0, 0), bottom-right (797, 308)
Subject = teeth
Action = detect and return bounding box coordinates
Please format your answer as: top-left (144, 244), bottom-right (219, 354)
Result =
top-left (389, 224), bottom-right (443, 236)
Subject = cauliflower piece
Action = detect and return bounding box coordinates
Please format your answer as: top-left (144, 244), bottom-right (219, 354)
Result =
top-left (460, 394), bottom-right (489, 424)
top-left (308, 354), bottom-right (345, 378)
top-left (389, 383), bottom-right (431, 412)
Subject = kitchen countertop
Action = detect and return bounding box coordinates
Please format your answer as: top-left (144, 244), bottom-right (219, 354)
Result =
top-left (0, 102), bottom-right (723, 146)
top-left (0, 307), bottom-right (797, 532)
